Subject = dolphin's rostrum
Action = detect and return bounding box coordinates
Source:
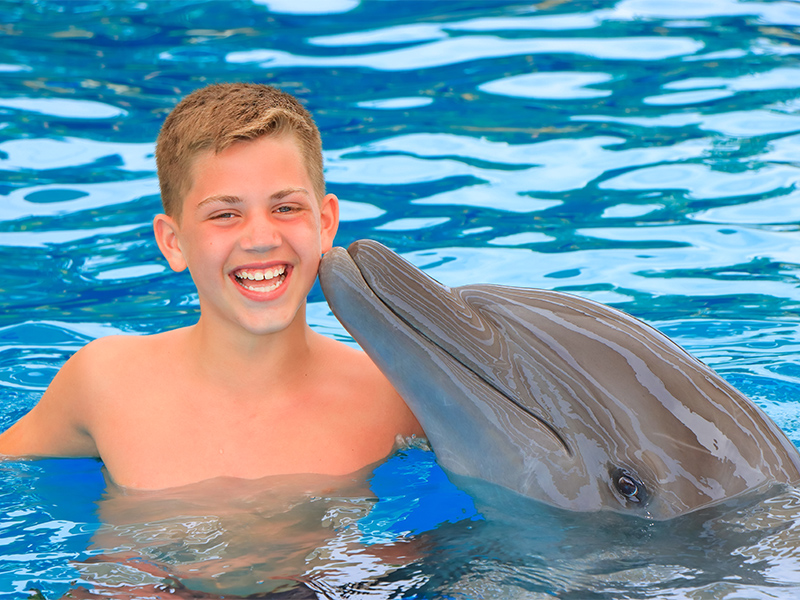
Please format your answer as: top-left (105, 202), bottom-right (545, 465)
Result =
top-left (319, 240), bottom-right (800, 520)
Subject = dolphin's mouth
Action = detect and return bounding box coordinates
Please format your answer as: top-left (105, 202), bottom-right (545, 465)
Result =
top-left (340, 241), bottom-right (572, 458)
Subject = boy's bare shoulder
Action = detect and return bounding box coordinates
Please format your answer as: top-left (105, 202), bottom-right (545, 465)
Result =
top-left (81, 329), bottom-right (178, 356)
top-left (54, 330), bottom-right (190, 427)
top-left (315, 335), bottom-right (389, 389)
top-left (313, 334), bottom-right (424, 438)
top-left (0, 332), bottom-right (177, 459)
top-left (85, 330), bottom-right (172, 358)
top-left (69, 331), bottom-right (180, 389)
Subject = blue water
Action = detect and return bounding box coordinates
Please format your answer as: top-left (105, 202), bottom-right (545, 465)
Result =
top-left (2, 0), bottom-right (800, 597)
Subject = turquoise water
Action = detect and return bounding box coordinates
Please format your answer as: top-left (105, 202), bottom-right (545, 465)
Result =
top-left (2, 0), bottom-right (800, 597)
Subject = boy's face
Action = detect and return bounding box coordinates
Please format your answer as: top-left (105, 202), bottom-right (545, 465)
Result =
top-left (153, 134), bottom-right (339, 337)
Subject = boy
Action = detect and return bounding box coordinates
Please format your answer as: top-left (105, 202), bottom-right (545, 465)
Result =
top-left (0, 83), bottom-right (423, 489)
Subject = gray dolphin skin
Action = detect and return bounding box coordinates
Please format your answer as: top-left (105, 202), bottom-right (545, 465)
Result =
top-left (319, 240), bottom-right (800, 520)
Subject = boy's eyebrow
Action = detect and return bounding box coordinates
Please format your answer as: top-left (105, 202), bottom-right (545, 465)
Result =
top-left (194, 188), bottom-right (311, 212)
top-left (195, 194), bottom-right (242, 211)
top-left (272, 187), bottom-right (311, 200)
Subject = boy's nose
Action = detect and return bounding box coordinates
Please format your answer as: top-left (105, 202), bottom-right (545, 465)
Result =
top-left (239, 214), bottom-right (281, 251)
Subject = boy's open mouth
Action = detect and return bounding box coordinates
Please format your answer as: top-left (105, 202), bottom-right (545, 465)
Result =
top-left (232, 265), bottom-right (287, 293)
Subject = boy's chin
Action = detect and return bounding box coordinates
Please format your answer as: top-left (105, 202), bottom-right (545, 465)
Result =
top-left (235, 307), bottom-right (306, 337)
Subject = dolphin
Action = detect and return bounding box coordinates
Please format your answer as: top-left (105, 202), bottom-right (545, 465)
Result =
top-left (319, 240), bottom-right (800, 520)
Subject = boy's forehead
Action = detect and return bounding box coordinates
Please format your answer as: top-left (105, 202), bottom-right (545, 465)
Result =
top-left (179, 134), bottom-right (317, 211)
top-left (191, 132), bottom-right (300, 173)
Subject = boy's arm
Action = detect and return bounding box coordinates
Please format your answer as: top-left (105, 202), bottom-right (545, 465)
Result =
top-left (0, 343), bottom-right (100, 458)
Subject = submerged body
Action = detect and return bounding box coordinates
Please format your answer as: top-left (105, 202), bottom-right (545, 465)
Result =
top-left (319, 240), bottom-right (800, 520)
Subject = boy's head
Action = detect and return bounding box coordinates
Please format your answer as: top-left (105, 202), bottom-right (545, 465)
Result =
top-left (155, 83), bottom-right (325, 220)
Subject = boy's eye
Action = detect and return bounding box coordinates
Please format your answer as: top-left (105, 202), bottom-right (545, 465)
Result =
top-left (275, 205), bottom-right (300, 214)
top-left (210, 211), bottom-right (237, 220)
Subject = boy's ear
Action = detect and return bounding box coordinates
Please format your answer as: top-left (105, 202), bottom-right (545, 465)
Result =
top-left (320, 193), bottom-right (340, 254)
top-left (153, 214), bottom-right (188, 272)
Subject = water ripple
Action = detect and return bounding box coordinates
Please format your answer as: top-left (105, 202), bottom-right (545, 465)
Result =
top-left (3, 1), bottom-right (800, 597)
top-left (227, 36), bottom-right (705, 71)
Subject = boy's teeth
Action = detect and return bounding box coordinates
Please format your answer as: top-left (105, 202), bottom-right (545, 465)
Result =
top-left (234, 265), bottom-right (287, 293)
top-left (239, 278), bottom-right (283, 293)
top-left (235, 266), bottom-right (286, 281)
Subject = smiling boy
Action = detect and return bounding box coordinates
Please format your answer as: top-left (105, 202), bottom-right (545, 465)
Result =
top-left (0, 83), bottom-right (423, 489)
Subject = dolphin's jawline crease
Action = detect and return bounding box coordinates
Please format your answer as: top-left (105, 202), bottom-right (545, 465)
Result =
top-left (345, 246), bottom-right (573, 458)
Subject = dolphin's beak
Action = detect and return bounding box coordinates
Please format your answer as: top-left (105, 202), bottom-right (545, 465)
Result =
top-left (347, 240), bottom-right (495, 350)
top-left (343, 240), bottom-right (569, 451)
top-left (320, 241), bottom-right (571, 483)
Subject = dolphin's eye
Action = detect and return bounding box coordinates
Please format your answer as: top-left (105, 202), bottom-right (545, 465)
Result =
top-left (610, 468), bottom-right (647, 505)
top-left (617, 475), bottom-right (639, 499)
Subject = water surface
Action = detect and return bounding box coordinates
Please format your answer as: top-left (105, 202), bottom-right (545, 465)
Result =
top-left (2, 0), bottom-right (800, 598)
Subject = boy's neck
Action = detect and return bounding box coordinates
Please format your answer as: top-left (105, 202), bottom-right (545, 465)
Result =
top-left (184, 309), bottom-right (317, 393)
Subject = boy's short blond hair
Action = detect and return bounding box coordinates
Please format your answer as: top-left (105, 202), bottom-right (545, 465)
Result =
top-left (156, 83), bottom-right (325, 219)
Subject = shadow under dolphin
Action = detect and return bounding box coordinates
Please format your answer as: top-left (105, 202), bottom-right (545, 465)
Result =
top-left (319, 240), bottom-right (800, 521)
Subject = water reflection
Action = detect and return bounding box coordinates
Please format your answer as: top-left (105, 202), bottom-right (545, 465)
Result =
top-left (81, 471), bottom-right (380, 596)
top-left (3, 0), bottom-right (800, 597)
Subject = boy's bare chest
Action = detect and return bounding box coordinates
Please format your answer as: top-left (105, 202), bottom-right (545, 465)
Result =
top-left (89, 380), bottom-right (389, 490)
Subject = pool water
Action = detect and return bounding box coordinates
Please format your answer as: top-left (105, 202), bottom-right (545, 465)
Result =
top-left (2, 0), bottom-right (800, 597)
